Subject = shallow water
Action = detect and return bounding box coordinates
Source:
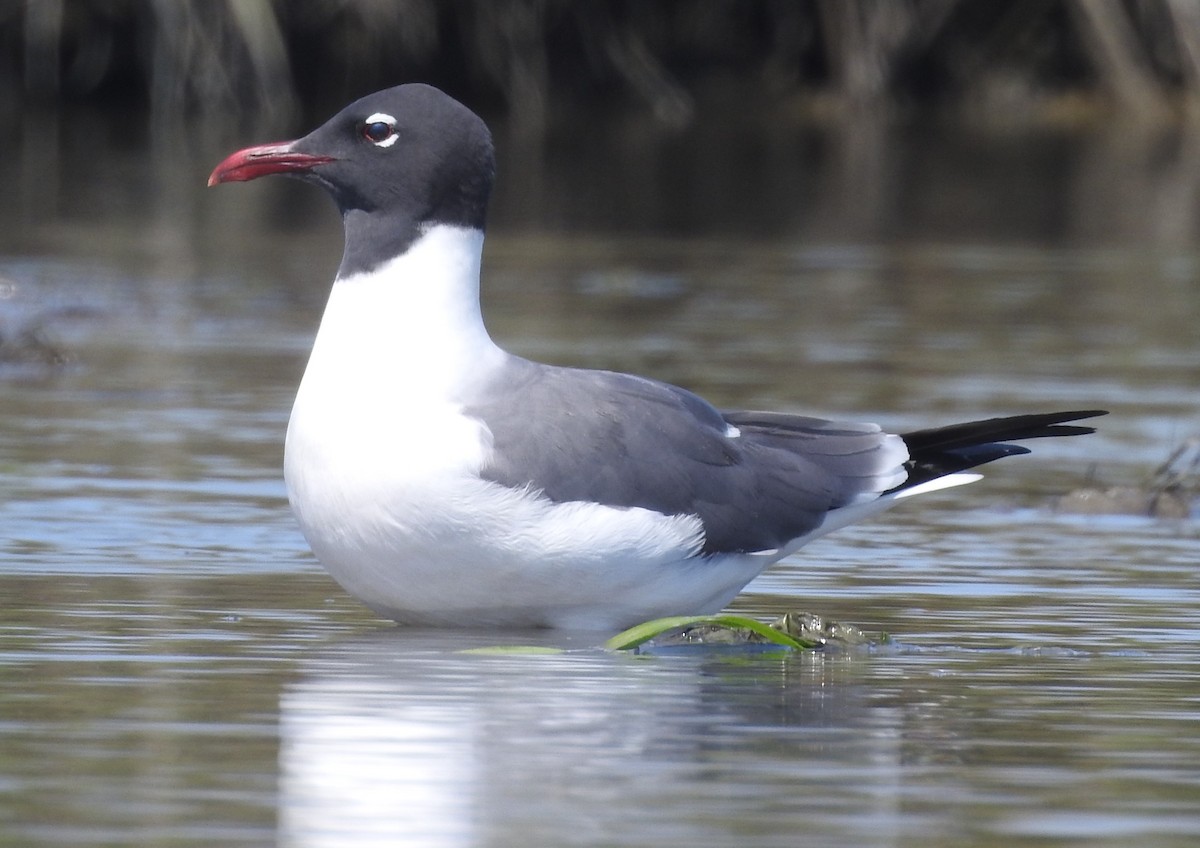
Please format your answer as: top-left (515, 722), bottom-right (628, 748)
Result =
top-left (2, 112), bottom-right (1199, 846)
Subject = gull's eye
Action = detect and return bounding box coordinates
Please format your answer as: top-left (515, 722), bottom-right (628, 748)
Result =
top-left (362, 122), bottom-right (392, 143)
top-left (360, 113), bottom-right (398, 147)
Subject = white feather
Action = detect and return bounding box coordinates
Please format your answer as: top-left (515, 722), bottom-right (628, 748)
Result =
top-left (283, 224), bottom-right (989, 629)
top-left (285, 225), bottom-right (761, 628)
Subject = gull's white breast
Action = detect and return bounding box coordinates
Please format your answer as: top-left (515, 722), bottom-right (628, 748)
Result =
top-left (283, 226), bottom-right (742, 628)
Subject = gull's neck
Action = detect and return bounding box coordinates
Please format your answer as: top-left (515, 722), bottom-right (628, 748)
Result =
top-left (301, 224), bottom-right (505, 403)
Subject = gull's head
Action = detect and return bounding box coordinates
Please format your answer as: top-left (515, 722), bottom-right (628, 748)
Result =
top-left (208, 83), bottom-right (495, 230)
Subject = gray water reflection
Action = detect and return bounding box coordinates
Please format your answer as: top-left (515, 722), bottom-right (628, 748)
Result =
top-left (279, 633), bottom-right (904, 848)
top-left (279, 630), bottom-right (1200, 848)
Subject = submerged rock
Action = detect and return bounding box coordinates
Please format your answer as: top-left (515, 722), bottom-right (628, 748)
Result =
top-left (0, 321), bottom-right (70, 367)
top-left (656, 612), bottom-right (875, 651)
top-left (1059, 436), bottom-right (1198, 519)
top-left (1057, 485), bottom-right (1191, 518)
top-left (771, 612), bottom-right (873, 647)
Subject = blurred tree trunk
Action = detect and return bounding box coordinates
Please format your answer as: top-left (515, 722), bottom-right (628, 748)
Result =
top-left (1070, 0), bottom-right (1172, 124)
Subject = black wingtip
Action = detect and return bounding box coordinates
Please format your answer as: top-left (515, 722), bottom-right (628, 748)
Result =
top-left (902, 409), bottom-right (1108, 453)
top-left (1029, 409), bottom-right (1108, 436)
top-left (895, 409), bottom-right (1107, 492)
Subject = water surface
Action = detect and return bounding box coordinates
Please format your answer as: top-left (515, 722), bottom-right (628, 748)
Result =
top-left (1, 114), bottom-right (1198, 846)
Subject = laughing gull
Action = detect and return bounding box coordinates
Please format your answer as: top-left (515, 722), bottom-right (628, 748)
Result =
top-left (209, 83), bottom-right (1105, 630)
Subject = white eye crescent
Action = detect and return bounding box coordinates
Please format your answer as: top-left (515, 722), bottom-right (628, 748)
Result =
top-left (361, 112), bottom-right (398, 147)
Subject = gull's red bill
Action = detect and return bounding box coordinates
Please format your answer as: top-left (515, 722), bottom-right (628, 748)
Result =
top-left (207, 141), bottom-right (335, 186)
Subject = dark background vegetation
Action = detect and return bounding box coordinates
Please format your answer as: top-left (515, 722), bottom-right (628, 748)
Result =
top-left (5, 1), bottom-right (1200, 130)
top-left (4, 1), bottom-right (1200, 248)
